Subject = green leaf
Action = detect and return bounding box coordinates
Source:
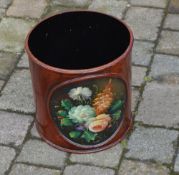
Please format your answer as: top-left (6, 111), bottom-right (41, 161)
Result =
top-left (57, 110), bottom-right (68, 117)
top-left (112, 110), bottom-right (122, 120)
top-left (69, 131), bottom-right (81, 138)
top-left (81, 130), bottom-right (97, 143)
top-left (61, 99), bottom-right (73, 111)
top-left (61, 118), bottom-right (73, 126)
top-left (109, 100), bottom-right (124, 113)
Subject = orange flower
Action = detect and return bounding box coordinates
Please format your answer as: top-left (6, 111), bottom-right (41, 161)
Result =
top-left (88, 114), bottom-right (111, 133)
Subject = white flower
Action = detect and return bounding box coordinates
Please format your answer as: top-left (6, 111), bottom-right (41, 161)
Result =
top-left (68, 87), bottom-right (92, 100)
top-left (68, 105), bottom-right (96, 123)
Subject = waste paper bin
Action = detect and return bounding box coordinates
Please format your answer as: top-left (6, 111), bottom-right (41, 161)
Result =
top-left (25, 11), bottom-right (134, 153)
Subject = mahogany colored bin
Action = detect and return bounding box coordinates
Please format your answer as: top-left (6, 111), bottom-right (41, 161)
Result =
top-left (25, 11), bottom-right (134, 153)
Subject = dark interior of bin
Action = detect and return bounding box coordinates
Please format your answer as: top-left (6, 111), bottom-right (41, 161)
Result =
top-left (28, 11), bottom-right (130, 69)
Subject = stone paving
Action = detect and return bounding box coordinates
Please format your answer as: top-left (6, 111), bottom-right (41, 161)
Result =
top-left (0, 0), bottom-right (179, 174)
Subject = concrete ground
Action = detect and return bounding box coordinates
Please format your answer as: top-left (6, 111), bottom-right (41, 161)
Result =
top-left (0, 0), bottom-right (179, 174)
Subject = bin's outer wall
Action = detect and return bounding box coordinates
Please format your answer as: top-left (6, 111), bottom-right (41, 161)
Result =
top-left (27, 50), bottom-right (132, 153)
top-left (25, 11), bottom-right (134, 153)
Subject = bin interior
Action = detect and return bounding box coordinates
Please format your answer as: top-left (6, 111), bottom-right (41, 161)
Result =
top-left (28, 11), bottom-right (130, 69)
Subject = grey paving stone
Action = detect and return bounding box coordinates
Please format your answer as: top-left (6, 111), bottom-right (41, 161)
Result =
top-left (0, 0), bottom-right (12, 8)
top-left (0, 69), bottom-right (35, 113)
top-left (164, 14), bottom-right (179, 30)
top-left (52, 0), bottom-right (92, 7)
top-left (17, 53), bottom-right (29, 68)
top-left (17, 139), bottom-right (67, 168)
top-left (0, 18), bottom-right (34, 53)
top-left (125, 7), bottom-right (163, 41)
top-left (0, 80), bottom-right (4, 89)
top-left (136, 81), bottom-right (179, 128)
top-left (130, 0), bottom-right (167, 8)
top-left (151, 54), bottom-right (179, 79)
top-left (64, 164), bottom-right (115, 175)
top-left (156, 31), bottom-right (179, 55)
top-left (9, 164), bottom-right (61, 175)
top-left (132, 41), bottom-right (154, 66)
top-left (125, 126), bottom-right (178, 163)
top-left (155, 74), bottom-right (179, 85)
top-left (0, 8), bottom-right (5, 18)
top-left (44, 5), bottom-right (87, 18)
top-left (174, 151), bottom-right (179, 173)
top-left (118, 160), bottom-right (170, 175)
top-left (89, 0), bottom-right (128, 19)
top-left (168, 0), bottom-right (179, 13)
top-left (0, 52), bottom-right (18, 79)
top-left (30, 124), bottom-right (40, 138)
top-left (132, 66), bottom-right (147, 86)
top-left (70, 143), bottom-right (122, 168)
top-left (132, 88), bottom-right (139, 111)
top-left (0, 146), bottom-right (16, 174)
top-left (7, 0), bottom-right (48, 18)
top-left (0, 111), bottom-right (33, 146)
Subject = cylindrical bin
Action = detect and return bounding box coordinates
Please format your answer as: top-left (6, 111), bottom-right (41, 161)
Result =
top-left (25, 11), bottom-right (134, 153)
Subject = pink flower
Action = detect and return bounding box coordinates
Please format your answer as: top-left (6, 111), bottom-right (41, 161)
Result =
top-left (88, 114), bottom-right (111, 133)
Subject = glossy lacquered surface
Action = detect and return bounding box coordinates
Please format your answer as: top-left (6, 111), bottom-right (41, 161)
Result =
top-left (25, 11), bottom-right (134, 153)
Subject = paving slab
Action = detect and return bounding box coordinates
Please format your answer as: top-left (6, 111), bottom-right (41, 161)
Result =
top-left (0, 8), bottom-right (5, 18)
top-left (0, 52), bottom-right (18, 79)
top-left (151, 54), bottom-right (179, 79)
top-left (7, 0), bottom-right (48, 18)
top-left (132, 66), bottom-right (147, 86)
top-left (174, 151), bottom-right (179, 173)
top-left (136, 82), bottom-right (179, 128)
top-left (70, 143), bottom-right (122, 168)
top-left (17, 139), bottom-right (67, 168)
top-left (130, 0), bottom-right (167, 8)
top-left (0, 69), bottom-right (35, 113)
top-left (156, 30), bottom-right (179, 55)
top-left (9, 164), bottom-right (61, 175)
top-left (0, 0), bottom-right (12, 8)
top-left (118, 159), bottom-right (170, 175)
top-left (0, 146), bottom-right (16, 174)
top-left (140, 55), bottom-right (179, 128)
top-left (63, 164), bottom-right (115, 175)
top-left (0, 111), bottom-right (33, 146)
top-left (30, 124), bottom-right (40, 138)
top-left (164, 14), bottom-right (179, 30)
top-left (168, 0), bottom-right (179, 13)
top-left (0, 18), bottom-right (34, 53)
top-left (132, 40), bottom-right (154, 66)
top-left (0, 80), bottom-right (4, 89)
top-left (132, 88), bottom-right (139, 111)
top-left (17, 53), bottom-right (29, 68)
top-left (44, 5), bottom-right (87, 18)
top-left (125, 7), bottom-right (163, 41)
top-left (51, 0), bottom-right (92, 7)
top-left (125, 126), bottom-right (178, 163)
top-left (89, 0), bottom-right (128, 19)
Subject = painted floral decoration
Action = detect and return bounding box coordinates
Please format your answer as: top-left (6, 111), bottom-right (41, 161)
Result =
top-left (68, 87), bottom-right (92, 101)
top-left (88, 114), bottom-right (111, 133)
top-left (68, 105), bottom-right (96, 123)
top-left (53, 79), bottom-right (125, 145)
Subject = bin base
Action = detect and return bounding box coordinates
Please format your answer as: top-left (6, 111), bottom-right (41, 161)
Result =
top-left (35, 115), bottom-right (133, 154)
